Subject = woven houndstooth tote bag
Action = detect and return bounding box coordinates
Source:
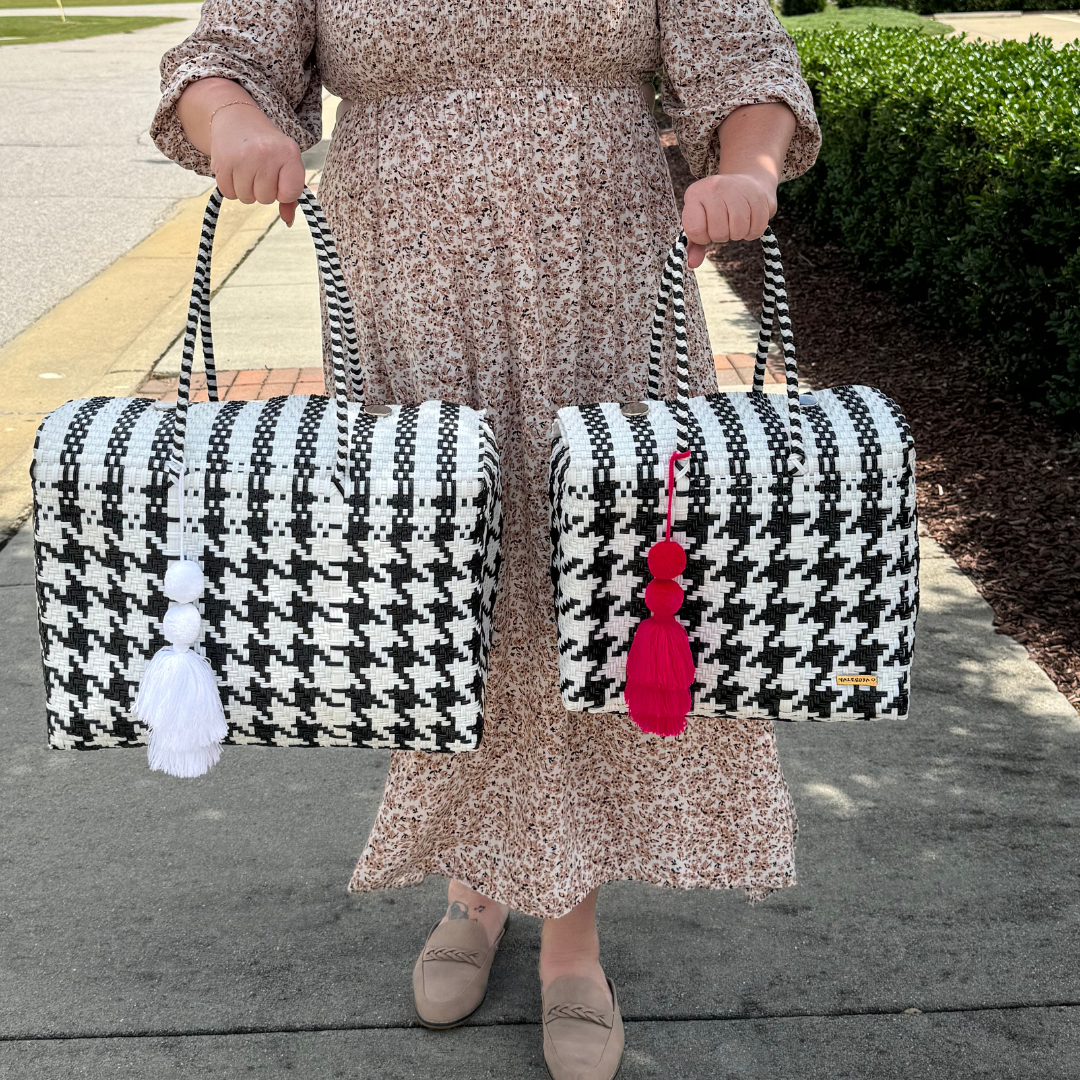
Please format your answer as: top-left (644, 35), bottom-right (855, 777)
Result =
top-left (550, 228), bottom-right (918, 725)
top-left (33, 189), bottom-right (502, 758)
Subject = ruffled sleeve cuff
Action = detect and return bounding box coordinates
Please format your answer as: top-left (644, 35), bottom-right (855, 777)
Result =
top-left (150, 52), bottom-right (323, 178)
top-left (658, 0), bottom-right (821, 184)
top-left (664, 67), bottom-right (821, 183)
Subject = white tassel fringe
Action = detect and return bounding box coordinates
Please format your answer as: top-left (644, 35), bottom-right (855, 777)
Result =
top-left (137, 644), bottom-right (227, 777)
top-left (134, 557), bottom-right (227, 778)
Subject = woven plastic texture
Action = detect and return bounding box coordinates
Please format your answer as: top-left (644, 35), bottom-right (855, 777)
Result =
top-left (33, 395), bottom-right (502, 752)
top-left (550, 385), bottom-right (919, 722)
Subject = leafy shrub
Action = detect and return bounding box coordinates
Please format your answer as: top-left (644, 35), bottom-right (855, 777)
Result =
top-left (787, 29), bottom-right (1080, 422)
top-left (783, 0), bottom-right (826, 16)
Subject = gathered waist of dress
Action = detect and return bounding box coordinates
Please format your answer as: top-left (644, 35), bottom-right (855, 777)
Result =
top-left (330, 76), bottom-right (656, 113)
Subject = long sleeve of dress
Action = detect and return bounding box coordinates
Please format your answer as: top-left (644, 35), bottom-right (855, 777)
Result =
top-left (150, 0), bottom-right (322, 177)
top-left (658, 0), bottom-right (820, 182)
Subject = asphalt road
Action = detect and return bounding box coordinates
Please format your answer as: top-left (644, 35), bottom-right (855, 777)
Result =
top-left (0, 6), bottom-right (209, 350)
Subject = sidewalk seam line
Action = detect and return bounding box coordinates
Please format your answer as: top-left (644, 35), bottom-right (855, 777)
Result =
top-left (4, 998), bottom-right (1080, 1042)
top-left (149, 212), bottom-right (283, 377)
top-left (151, 171), bottom-right (320, 377)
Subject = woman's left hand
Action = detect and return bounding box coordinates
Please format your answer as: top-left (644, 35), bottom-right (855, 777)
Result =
top-left (681, 172), bottom-right (777, 269)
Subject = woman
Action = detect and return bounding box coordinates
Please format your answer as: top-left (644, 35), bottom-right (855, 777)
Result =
top-left (153, 2), bottom-right (819, 1075)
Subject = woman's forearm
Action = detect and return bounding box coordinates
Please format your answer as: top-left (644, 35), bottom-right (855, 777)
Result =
top-left (175, 77), bottom-right (266, 156)
top-left (716, 102), bottom-right (796, 185)
top-left (173, 76), bottom-right (306, 219)
top-left (680, 102), bottom-right (797, 264)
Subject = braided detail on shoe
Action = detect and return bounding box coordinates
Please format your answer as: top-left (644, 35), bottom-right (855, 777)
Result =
top-left (544, 1002), bottom-right (612, 1027)
top-left (423, 947), bottom-right (484, 966)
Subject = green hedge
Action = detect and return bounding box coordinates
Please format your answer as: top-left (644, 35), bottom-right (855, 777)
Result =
top-left (787, 29), bottom-right (1080, 421)
top-left (783, 0), bottom-right (826, 15)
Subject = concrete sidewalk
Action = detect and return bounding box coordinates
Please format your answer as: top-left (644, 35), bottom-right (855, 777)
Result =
top-left (2, 492), bottom-right (1079, 1077)
top-left (0, 9), bottom-right (208, 352)
top-left (937, 9), bottom-right (1080, 47)
top-left (2, 77), bottom-right (1080, 1079)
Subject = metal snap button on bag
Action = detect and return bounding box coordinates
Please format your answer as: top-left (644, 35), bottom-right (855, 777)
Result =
top-left (32, 188), bottom-right (503, 771)
top-left (549, 228), bottom-right (919, 728)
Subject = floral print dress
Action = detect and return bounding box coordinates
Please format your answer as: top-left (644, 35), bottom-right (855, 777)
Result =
top-left (152, 0), bottom-right (820, 918)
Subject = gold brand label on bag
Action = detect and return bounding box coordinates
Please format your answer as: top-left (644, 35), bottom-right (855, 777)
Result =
top-left (836, 674), bottom-right (878, 687)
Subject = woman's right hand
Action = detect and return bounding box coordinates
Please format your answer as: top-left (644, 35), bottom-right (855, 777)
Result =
top-left (209, 103), bottom-right (307, 226)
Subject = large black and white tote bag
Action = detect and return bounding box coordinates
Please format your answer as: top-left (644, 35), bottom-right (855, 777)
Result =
top-left (550, 229), bottom-right (918, 723)
top-left (33, 189), bottom-right (502, 755)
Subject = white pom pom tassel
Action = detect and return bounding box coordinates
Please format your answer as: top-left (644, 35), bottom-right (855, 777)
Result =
top-left (163, 559), bottom-right (205, 604)
top-left (134, 559), bottom-right (227, 778)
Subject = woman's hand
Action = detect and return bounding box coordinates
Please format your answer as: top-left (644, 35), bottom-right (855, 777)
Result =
top-left (175, 77), bottom-right (306, 226)
top-left (679, 101), bottom-right (797, 269)
top-left (681, 172), bottom-right (777, 269)
top-left (210, 105), bottom-right (306, 226)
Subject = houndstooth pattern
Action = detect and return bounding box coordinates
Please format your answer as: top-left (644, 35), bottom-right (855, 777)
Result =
top-left (34, 396), bottom-right (502, 752)
top-left (33, 190), bottom-right (502, 754)
top-left (550, 234), bottom-right (918, 723)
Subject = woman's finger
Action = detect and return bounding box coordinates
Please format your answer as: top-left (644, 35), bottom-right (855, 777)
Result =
top-left (686, 240), bottom-right (708, 269)
top-left (231, 160), bottom-right (256, 204)
top-left (278, 152), bottom-right (306, 204)
top-left (213, 164), bottom-right (236, 201)
top-left (704, 192), bottom-right (730, 244)
top-left (726, 196), bottom-right (753, 242)
top-left (747, 193), bottom-right (771, 240)
top-left (275, 152), bottom-right (306, 228)
top-left (681, 193), bottom-right (710, 248)
top-left (252, 157), bottom-right (281, 206)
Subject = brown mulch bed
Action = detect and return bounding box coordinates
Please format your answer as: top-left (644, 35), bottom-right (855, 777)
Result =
top-left (664, 142), bottom-right (1080, 712)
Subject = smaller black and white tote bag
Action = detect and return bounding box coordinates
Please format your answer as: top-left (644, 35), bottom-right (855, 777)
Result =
top-left (33, 189), bottom-right (502, 760)
top-left (550, 229), bottom-right (918, 723)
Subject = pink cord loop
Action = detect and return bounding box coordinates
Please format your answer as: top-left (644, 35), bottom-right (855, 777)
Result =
top-left (664, 450), bottom-right (691, 542)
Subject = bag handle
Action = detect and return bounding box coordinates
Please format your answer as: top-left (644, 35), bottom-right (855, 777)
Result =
top-left (168, 187), bottom-right (362, 494)
top-left (645, 235), bottom-right (693, 460)
top-left (645, 226), bottom-right (806, 476)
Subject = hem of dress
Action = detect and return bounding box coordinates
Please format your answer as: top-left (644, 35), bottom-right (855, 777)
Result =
top-left (346, 864), bottom-right (797, 921)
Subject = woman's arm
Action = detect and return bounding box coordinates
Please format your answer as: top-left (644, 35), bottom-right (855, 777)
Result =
top-left (681, 101), bottom-right (796, 268)
top-left (176, 76), bottom-right (307, 225)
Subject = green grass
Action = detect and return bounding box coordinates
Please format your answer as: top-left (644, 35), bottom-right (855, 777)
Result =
top-left (0, 14), bottom-right (180, 44)
top-left (779, 6), bottom-right (951, 34)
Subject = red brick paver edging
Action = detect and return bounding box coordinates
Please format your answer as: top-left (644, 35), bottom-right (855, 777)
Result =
top-left (138, 367), bottom-right (327, 402)
top-left (715, 352), bottom-right (784, 386)
top-left (138, 355), bottom-right (782, 404)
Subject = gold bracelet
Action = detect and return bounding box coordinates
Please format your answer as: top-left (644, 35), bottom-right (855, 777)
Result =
top-left (208, 100), bottom-right (263, 130)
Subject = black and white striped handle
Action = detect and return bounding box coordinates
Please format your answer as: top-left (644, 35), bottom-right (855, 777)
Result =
top-left (168, 187), bottom-right (362, 493)
top-left (645, 234), bottom-right (692, 461)
top-left (646, 227), bottom-right (806, 476)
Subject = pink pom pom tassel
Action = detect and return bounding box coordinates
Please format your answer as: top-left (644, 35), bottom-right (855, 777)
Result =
top-left (623, 451), bottom-right (696, 737)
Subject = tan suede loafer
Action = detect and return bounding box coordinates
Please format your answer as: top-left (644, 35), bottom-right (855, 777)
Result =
top-left (412, 915), bottom-right (508, 1029)
top-left (541, 976), bottom-right (624, 1080)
